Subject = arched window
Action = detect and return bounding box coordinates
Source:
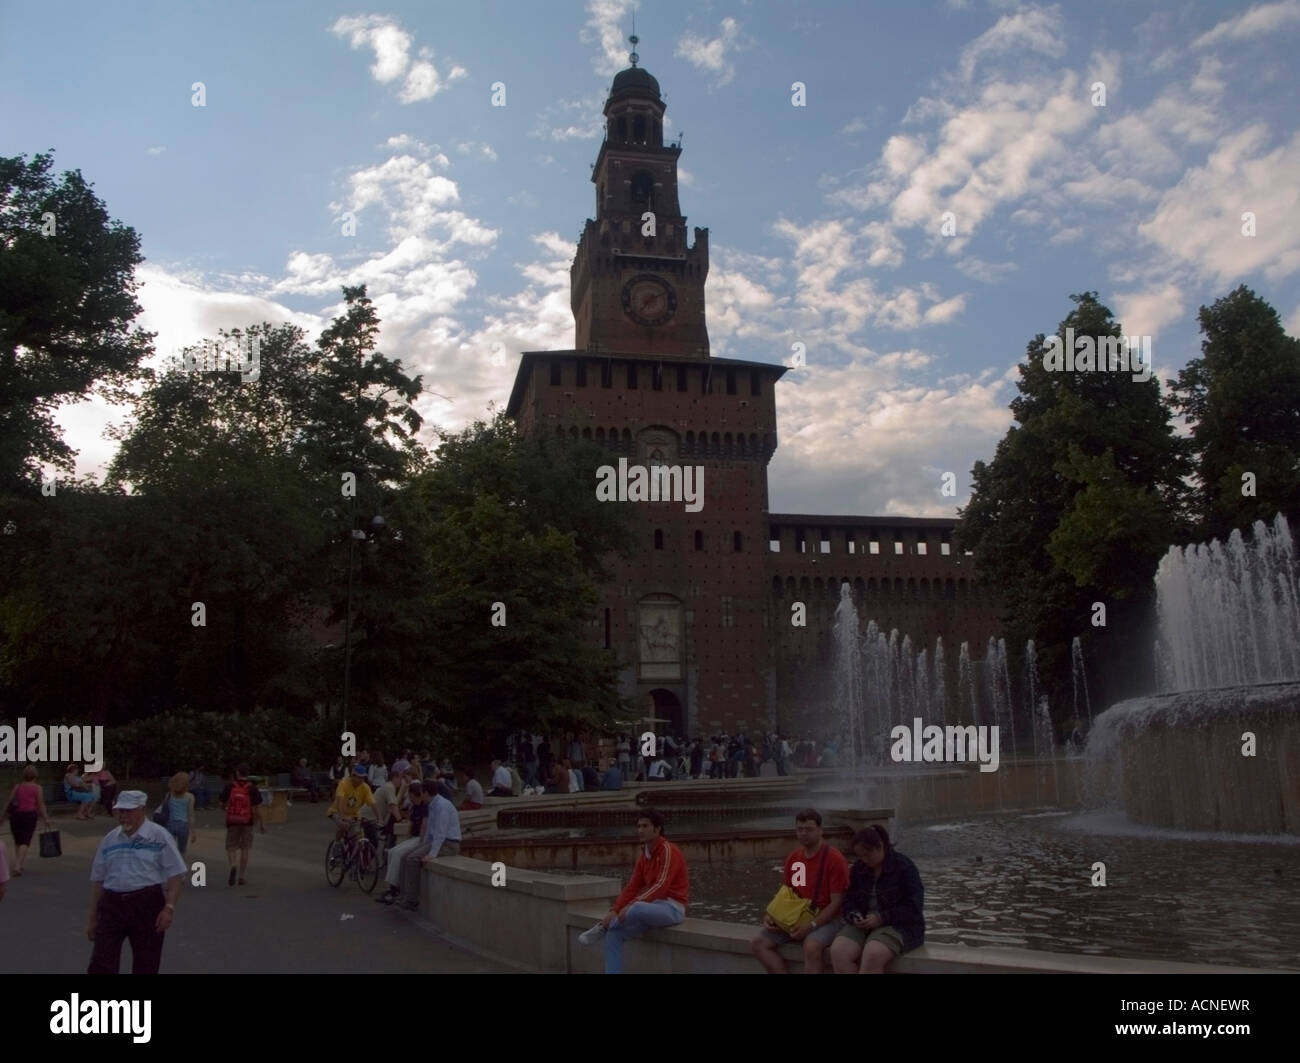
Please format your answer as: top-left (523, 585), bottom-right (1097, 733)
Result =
top-left (617, 117), bottom-right (627, 142)
top-left (631, 172), bottom-right (653, 212)
top-left (654, 529), bottom-right (664, 550)
top-left (734, 531), bottom-right (743, 552)
top-left (633, 115), bottom-right (646, 143)
top-left (694, 530), bottom-right (703, 551)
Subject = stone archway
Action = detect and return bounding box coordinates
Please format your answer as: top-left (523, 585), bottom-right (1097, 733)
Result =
top-left (646, 688), bottom-right (684, 738)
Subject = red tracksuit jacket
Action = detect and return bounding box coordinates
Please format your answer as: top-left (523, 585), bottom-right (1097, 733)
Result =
top-left (613, 835), bottom-right (689, 913)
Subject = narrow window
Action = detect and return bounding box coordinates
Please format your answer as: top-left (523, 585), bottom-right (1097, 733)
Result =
top-left (654, 529), bottom-right (664, 550)
top-left (769, 538), bottom-right (781, 552)
top-left (917, 542), bottom-right (927, 556)
top-left (894, 541), bottom-right (904, 555)
top-left (604, 608), bottom-right (611, 649)
top-left (726, 370), bottom-right (736, 395)
top-left (677, 365), bottom-right (688, 391)
top-left (627, 363), bottom-right (638, 389)
top-left (550, 361), bottom-right (562, 385)
top-left (694, 530), bottom-right (703, 551)
top-left (653, 364), bottom-right (663, 391)
top-left (733, 531), bottom-right (743, 552)
top-left (751, 371), bottom-right (761, 396)
top-left (601, 362), bottom-right (612, 388)
top-left (576, 361), bottom-right (587, 387)
top-left (941, 542), bottom-right (951, 556)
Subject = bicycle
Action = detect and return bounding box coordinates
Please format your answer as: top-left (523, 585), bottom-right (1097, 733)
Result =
top-left (325, 819), bottom-right (380, 893)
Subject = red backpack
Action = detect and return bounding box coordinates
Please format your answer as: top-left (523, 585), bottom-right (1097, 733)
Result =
top-left (226, 781), bottom-right (254, 825)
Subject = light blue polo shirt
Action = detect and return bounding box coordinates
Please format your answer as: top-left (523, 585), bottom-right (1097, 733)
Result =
top-left (90, 820), bottom-right (187, 892)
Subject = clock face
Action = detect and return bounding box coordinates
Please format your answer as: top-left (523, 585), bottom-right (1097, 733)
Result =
top-left (621, 274), bottom-right (677, 326)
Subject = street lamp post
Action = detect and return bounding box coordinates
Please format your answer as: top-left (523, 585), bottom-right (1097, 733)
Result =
top-left (340, 504), bottom-right (386, 737)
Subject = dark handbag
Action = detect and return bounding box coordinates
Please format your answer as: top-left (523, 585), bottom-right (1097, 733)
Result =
top-left (152, 799), bottom-right (171, 827)
top-left (39, 829), bottom-right (62, 858)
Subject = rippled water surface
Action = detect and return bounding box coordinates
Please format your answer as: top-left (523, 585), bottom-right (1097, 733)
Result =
top-left (616, 813), bottom-right (1300, 968)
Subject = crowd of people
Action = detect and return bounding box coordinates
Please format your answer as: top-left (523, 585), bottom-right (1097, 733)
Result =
top-left (1, 731), bottom-right (905, 975)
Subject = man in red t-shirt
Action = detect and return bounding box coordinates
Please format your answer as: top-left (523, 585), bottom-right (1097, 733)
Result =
top-left (751, 808), bottom-right (849, 974)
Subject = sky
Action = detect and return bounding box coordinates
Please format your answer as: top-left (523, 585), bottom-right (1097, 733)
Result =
top-left (3, 0), bottom-right (1299, 517)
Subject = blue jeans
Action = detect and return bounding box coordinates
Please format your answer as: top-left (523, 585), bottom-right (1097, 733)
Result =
top-left (604, 901), bottom-right (684, 974)
top-left (168, 822), bottom-right (189, 857)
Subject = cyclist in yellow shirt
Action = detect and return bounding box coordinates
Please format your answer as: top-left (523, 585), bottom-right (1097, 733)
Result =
top-left (328, 765), bottom-right (378, 849)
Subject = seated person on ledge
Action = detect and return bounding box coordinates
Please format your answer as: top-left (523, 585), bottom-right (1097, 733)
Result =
top-left (751, 808), bottom-right (849, 974)
top-left (577, 809), bottom-right (688, 973)
top-left (489, 759), bottom-right (513, 797)
top-left (599, 758), bottom-right (623, 791)
top-left (830, 824), bottom-right (924, 974)
top-left (457, 767), bottom-right (485, 809)
top-left (64, 764), bottom-right (98, 820)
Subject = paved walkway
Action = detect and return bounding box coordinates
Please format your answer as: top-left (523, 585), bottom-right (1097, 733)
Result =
top-left (1, 802), bottom-right (517, 974)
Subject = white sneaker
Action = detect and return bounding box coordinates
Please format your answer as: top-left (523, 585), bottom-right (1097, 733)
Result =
top-left (578, 923), bottom-right (606, 946)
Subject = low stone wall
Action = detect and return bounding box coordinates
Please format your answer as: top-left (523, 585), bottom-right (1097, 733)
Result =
top-left (459, 824), bottom-right (862, 869)
top-left (419, 855), bottom-right (1279, 974)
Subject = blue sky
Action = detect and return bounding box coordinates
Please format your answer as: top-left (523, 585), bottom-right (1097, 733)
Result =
top-left (3, 0), bottom-right (1299, 516)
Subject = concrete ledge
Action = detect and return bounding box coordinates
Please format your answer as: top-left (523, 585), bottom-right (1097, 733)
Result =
top-left (563, 903), bottom-right (1282, 975)
top-left (420, 856), bottom-right (1289, 975)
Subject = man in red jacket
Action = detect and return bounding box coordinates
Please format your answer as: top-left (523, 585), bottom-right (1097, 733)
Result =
top-left (577, 809), bottom-right (689, 973)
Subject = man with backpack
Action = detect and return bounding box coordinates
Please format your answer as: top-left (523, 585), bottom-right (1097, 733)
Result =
top-left (219, 765), bottom-right (265, 887)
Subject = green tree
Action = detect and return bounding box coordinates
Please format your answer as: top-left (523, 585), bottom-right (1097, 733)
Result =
top-left (0, 152), bottom-right (153, 492)
top-left (1168, 285), bottom-right (1300, 540)
top-left (957, 293), bottom-right (1189, 732)
top-left (350, 415), bottom-right (637, 755)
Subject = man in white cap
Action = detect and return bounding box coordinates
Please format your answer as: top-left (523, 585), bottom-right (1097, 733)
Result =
top-left (86, 789), bottom-right (187, 974)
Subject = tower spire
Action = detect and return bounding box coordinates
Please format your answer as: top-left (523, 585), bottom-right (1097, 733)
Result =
top-left (629, 11), bottom-right (639, 67)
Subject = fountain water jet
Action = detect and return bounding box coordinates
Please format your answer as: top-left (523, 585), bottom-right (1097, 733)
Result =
top-left (1086, 515), bottom-right (1300, 834)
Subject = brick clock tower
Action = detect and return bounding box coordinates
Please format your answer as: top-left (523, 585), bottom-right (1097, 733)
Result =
top-left (571, 40), bottom-right (709, 358)
top-left (507, 39), bottom-right (1002, 742)
top-left (508, 38), bottom-right (787, 738)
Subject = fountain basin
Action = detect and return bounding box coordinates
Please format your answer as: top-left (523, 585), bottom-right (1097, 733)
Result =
top-left (1087, 682), bottom-right (1300, 833)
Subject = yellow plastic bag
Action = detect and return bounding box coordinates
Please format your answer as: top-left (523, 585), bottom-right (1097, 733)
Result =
top-left (765, 885), bottom-right (816, 932)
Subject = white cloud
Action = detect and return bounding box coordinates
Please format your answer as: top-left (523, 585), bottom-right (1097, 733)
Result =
top-left (1192, 0), bottom-right (1300, 48)
top-left (1138, 127), bottom-right (1300, 286)
top-left (582, 0), bottom-right (638, 77)
top-left (675, 17), bottom-right (742, 86)
top-left (841, 117), bottom-right (868, 135)
top-left (767, 359), bottom-right (1012, 516)
top-left (456, 140), bottom-right (498, 161)
top-left (383, 134), bottom-right (434, 156)
top-left (146, 146), bottom-right (165, 156)
top-left (957, 6), bottom-right (1066, 83)
top-left (331, 15), bottom-right (467, 103)
top-left (531, 94), bottom-right (606, 141)
top-left (1113, 283), bottom-right (1187, 341)
top-left (955, 256), bottom-right (1018, 283)
top-left (1285, 303), bottom-right (1300, 337)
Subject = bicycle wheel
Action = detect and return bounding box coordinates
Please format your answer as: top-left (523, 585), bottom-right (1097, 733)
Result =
top-left (355, 838), bottom-right (380, 893)
top-left (325, 838), bottom-right (347, 887)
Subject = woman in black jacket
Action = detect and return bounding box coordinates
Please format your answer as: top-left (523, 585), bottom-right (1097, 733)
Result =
top-left (830, 825), bottom-right (925, 973)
